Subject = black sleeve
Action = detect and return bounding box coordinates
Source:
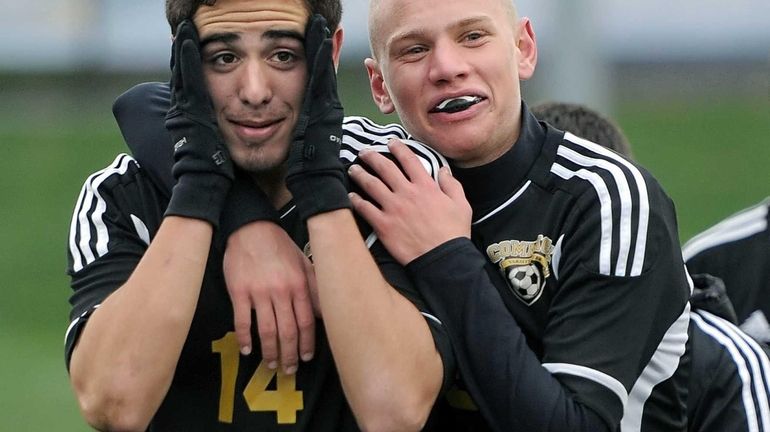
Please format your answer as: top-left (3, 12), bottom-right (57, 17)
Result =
top-left (689, 309), bottom-right (770, 432)
top-left (407, 238), bottom-right (609, 432)
top-left (65, 154), bottom-right (165, 368)
top-left (112, 82), bottom-right (175, 194)
top-left (112, 81), bottom-right (278, 226)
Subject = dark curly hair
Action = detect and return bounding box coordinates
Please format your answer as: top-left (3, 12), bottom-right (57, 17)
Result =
top-left (531, 101), bottom-right (633, 159)
top-left (165, 0), bottom-right (342, 35)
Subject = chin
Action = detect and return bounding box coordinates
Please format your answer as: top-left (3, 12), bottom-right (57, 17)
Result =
top-left (233, 149), bottom-right (288, 176)
top-left (423, 130), bottom-right (478, 155)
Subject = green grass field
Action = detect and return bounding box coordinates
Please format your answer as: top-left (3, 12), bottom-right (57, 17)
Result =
top-left (1, 70), bottom-right (767, 430)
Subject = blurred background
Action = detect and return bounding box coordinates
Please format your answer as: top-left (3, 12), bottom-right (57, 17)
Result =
top-left (1, 0), bottom-right (768, 429)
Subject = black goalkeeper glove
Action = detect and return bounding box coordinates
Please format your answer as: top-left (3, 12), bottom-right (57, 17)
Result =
top-left (164, 20), bottom-right (234, 226)
top-left (690, 273), bottom-right (739, 324)
top-left (285, 14), bottom-right (348, 222)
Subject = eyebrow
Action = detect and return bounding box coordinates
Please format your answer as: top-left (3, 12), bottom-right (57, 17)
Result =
top-left (264, 29), bottom-right (304, 43)
top-left (199, 29), bottom-right (304, 49)
top-left (199, 32), bottom-right (239, 48)
top-left (386, 15), bottom-right (492, 51)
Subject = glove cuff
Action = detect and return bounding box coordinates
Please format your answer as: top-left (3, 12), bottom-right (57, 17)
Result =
top-left (220, 173), bottom-right (281, 239)
top-left (286, 171), bottom-right (351, 222)
top-left (164, 173), bottom-right (231, 226)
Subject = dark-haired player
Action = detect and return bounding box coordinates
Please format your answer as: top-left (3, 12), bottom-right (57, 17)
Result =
top-left (64, 1), bottom-right (453, 430)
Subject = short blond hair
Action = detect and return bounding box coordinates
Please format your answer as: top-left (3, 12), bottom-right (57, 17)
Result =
top-left (368, 0), bottom-right (517, 59)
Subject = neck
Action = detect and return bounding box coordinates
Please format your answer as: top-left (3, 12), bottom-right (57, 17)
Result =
top-left (447, 100), bottom-right (523, 168)
top-left (249, 168), bottom-right (292, 209)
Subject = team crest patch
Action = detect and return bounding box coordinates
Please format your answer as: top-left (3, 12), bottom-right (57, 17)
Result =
top-left (486, 235), bottom-right (553, 306)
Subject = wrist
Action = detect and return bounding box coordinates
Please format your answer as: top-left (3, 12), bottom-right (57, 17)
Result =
top-left (286, 169), bottom-right (350, 222)
top-left (164, 172), bottom-right (231, 226)
top-left (220, 175), bottom-right (280, 238)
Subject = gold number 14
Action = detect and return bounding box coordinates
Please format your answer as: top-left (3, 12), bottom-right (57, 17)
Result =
top-left (212, 332), bottom-right (304, 424)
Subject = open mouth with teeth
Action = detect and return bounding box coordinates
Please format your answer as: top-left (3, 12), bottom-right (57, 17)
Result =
top-left (430, 96), bottom-right (484, 114)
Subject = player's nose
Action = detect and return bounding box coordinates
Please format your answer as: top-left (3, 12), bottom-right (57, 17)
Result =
top-left (238, 61), bottom-right (273, 106)
top-left (427, 40), bottom-right (470, 84)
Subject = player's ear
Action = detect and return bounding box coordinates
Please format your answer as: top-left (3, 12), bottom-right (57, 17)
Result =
top-left (365, 57), bottom-right (395, 114)
top-left (516, 18), bottom-right (537, 81)
top-left (331, 27), bottom-right (344, 70)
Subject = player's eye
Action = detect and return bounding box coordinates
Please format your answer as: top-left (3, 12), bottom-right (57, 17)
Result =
top-left (204, 51), bottom-right (240, 71)
top-left (269, 50), bottom-right (300, 67)
top-left (463, 31), bottom-right (487, 44)
top-left (397, 45), bottom-right (428, 61)
top-left (215, 53), bottom-right (237, 65)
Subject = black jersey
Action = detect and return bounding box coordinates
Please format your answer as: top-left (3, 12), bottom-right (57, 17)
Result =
top-left (65, 124), bottom-right (452, 429)
top-left (431, 310), bottom-right (770, 432)
top-left (689, 309), bottom-right (770, 431)
top-left (683, 199), bottom-right (770, 344)
top-left (105, 84), bottom-right (688, 430)
top-left (404, 105), bottom-right (692, 431)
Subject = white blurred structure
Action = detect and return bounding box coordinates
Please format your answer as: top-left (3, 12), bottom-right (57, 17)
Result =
top-left (3, 0), bottom-right (768, 69)
top-left (2, 0), bottom-right (767, 110)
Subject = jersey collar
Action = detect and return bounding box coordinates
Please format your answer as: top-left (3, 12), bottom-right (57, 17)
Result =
top-left (451, 102), bottom-right (545, 214)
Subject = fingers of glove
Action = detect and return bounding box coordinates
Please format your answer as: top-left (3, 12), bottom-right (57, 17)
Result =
top-left (302, 16), bottom-right (336, 117)
top-left (179, 40), bottom-right (211, 114)
top-left (304, 14), bottom-right (329, 76)
top-left (309, 38), bottom-right (336, 98)
top-left (171, 20), bottom-right (197, 106)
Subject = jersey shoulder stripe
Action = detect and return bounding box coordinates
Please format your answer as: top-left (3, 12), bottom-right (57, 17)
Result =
top-left (550, 132), bottom-right (650, 277)
top-left (341, 116), bottom-right (448, 178)
top-left (341, 115), bottom-right (409, 161)
top-left (68, 154), bottom-right (139, 273)
top-left (692, 309), bottom-right (770, 431)
top-left (682, 198), bottom-right (770, 262)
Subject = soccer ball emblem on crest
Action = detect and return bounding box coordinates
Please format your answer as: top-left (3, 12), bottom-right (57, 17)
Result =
top-left (505, 264), bottom-right (544, 305)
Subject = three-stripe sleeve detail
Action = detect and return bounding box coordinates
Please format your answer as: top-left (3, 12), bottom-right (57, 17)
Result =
top-left (341, 116), bottom-right (447, 177)
top-left (694, 310), bottom-right (770, 432)
top-left (551, 133), bottom-right (651, 277)
top-left (69, 154), bottom-right (135, 273)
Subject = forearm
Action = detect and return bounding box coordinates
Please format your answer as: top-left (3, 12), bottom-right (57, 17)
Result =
top-left (69, 216), bottom-right (212, 431)
top-left (408, 238), bottom-right (610, 432)
top-left (307, 209), bottom-right (443, 432)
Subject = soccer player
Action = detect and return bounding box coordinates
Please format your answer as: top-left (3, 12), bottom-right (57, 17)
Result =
top-left (683, 198), bottom-right (770, 344)
top-left (532, 101), bottom-right (770, 432)
top-left (106, 1), bottom-right (689, 430)
top-left (348, 0), bottom-right (693, 429)
top-left (64, 0), bottom-right (452, 430)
